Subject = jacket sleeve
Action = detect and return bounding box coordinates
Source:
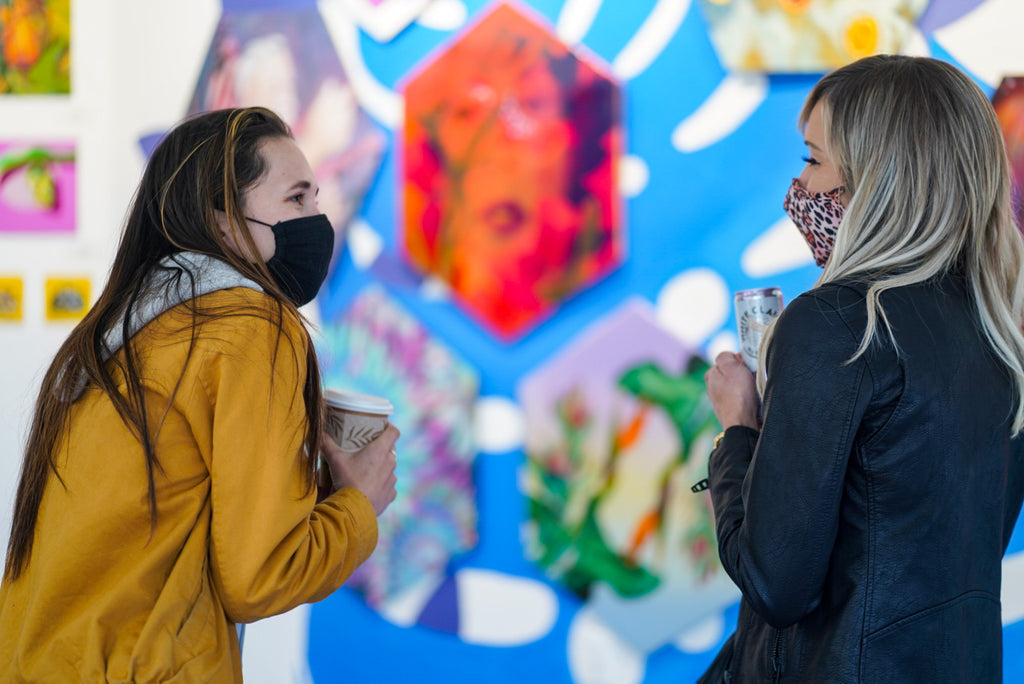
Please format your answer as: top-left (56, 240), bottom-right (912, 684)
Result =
top-left (708, 291), bottom-right (874, 628)
top-left (188, 298), bottom-right (378, 624)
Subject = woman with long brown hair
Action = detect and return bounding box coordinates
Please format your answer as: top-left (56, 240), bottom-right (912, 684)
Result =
top-left (0, 106), bottom-right (398, 681)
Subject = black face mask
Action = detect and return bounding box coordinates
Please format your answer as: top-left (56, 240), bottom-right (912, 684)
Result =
top-left (248, 214), bottom-right (335, 307)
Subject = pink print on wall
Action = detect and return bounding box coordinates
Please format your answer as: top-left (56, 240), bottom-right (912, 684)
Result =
top-left (0, 141), bottom-right (75, 233)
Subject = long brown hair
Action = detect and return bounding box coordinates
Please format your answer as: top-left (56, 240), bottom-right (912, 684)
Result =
top-left (4, 107), bottom-right (325, 581)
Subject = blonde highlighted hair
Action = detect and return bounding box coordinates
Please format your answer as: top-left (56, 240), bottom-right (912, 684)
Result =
top-left (762, 55), bottom-right (1024, 433)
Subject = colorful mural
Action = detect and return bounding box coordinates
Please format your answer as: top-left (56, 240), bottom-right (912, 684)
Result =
top-left (302, 1), bottom-right (1024, 683)
top-left (317, 286), bottom-right (480, 609)
top-left (518, 300), bottom-right (737, 652)
top-left (696, 0), bottom-right (930, 73)
top-left (400, 1), bottom-right (623, 340)
top-left (992, 76), bottom-right (1024, 227)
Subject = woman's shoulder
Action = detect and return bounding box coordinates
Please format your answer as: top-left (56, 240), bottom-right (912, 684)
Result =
top-left (153, 287), bottom-right (307, 351)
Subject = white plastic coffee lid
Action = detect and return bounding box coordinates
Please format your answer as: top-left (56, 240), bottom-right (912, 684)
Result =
top-left (324, 388), bottom-right (394, 415)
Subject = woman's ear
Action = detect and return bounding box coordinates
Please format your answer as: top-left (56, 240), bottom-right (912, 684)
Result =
top-left (215, 209), bottom-right (243, 257)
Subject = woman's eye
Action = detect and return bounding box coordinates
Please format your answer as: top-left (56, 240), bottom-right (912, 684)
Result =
top-left (289, 193), bottom-right (304, 204)
top-left (802, 156), bottom-right (820, 166)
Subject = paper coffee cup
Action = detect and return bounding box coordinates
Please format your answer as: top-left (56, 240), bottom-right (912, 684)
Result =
top-left (324, 388), bottom-right (394, 451)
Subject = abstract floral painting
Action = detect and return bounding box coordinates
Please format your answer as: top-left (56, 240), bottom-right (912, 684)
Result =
top-left (401, 1), bottom-right (624, 340)
top-left (697, 0), bottom-right (930, 73)
top-left (0, 0), bottom-right (69, 94)
top-left (517, 300), bottom-right (739, 651)
top-left (318, 286), bottom-right (479, 608)
top-left (188, 1), bottom-right (386, 272)
top-left (0, 141), bottom-right (75, 233)
top-left (992, 76), bottom-right (1024, 228)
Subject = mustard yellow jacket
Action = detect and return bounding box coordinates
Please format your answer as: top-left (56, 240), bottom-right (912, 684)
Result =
top-left (0, 288), bottom-right (378, 682)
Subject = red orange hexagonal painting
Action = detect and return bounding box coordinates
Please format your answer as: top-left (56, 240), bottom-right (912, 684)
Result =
top-left (401, 1), bottom-right (624, 341)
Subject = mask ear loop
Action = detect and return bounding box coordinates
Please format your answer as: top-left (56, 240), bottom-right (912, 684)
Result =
top-left (244, 216), bottom-right (276, 227)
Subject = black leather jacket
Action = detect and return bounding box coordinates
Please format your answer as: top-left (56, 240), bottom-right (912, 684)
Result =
top-left (701, 275), bottom-right (1024, 683)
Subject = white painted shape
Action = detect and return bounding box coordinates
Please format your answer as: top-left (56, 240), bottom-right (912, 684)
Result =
top-left (932, 0), bottom-right (1024, 89)
top-left (556, 0), bottom-right (603, 46)
top-left (378, 573), bottom-right (448, 627)
top-left (740, 215), bottom-right (814, 278)
top-left (319, 1), bottom-right (404, 128)
top-left (674, 611), bottom-right (726, 653)
top-left (1003, 551), bottom-right (1024, 625)
top-left (240, 605), bottom-right (314, 684)
top-left (671, 73), bottom-right (768, 153)
top-left (656, 268), bottom-right (730, 348)
top-left (416, 0), bottom-right (468, 31)
top-left (456, 569), bottom-right (559, 646)
top-left (611, 0), bottom-right (691, 80)
top-left (620, 155), bottom-right (650, 198)
top-left (419, 276), bottom-right (451, 301)
top-left (898, 26), bottom-right (931, 59)
top-left (473, 396), bottom-right (526, 453)
top-left (567, 607), bottom-right (646, 684)
top-left (706, 330), bottom-right (739, 361)
top-left (346, 219), bottom-right (384, 269)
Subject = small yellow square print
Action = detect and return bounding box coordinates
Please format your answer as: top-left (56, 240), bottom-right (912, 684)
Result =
top-left (0, 276), bottom-right (23, 321)
top-left (45, 277), bottom-right (90, 321)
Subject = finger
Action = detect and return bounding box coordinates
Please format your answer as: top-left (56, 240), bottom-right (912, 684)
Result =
top-left (714, 351), bottom-right (738, 365)
top-left (381, 423), bottom-right (400, 445)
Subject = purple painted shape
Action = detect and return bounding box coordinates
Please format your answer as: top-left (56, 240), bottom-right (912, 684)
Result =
top-left (367, 250), bottom-right (426, 290)
top-left (917, 0), bottom-right (987, 33)
top-left (138, 131), bottom-right (166, 160)
top-left (222, 0), bottom-right (316, 13)
top-left (415, 575), bottom-right (461, 634)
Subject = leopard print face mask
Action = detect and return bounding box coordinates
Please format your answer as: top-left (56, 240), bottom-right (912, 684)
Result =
top-left (783, 178), bottom-right (846, 267)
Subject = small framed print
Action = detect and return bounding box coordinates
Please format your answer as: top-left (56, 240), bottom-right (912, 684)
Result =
top-left (45, 276), bottom-right (89, 321)
top-left (0, 276), bottom-right (24, 321)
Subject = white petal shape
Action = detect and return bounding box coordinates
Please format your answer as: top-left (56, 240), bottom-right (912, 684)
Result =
top-left (473, 396), bottom-right (525, 453)
top-left (656, 268), bottom-right (730, 348)
top-left (741, 215), bottom-right (814, 278)
top-left (898, 26), bottom-right (931, 59)
top-left (346, 219), bottom-right (384, 269)
top-left (419, 276), bottom-right (451, 301)
top-left (620, 155), bottom-right (649, 198)
top-left (378, 573), bottom-right (447, 627)
top-left (457, 569), bottom-right (559, 646)
top-left (706, 330), bottom-right (739, 360)
top-left (674, 611), bottom-right (726, 653)
top-left (417, 0), bottom-right (468, 31)
top-left (240, 605), bottom-right (313, 684)
top-left (1003, 551), bottom-right (1024, 625)
top-left (932, 0), bottom-right (1024, 89)
top-left (612, 0), bottom-right (691, 81)
top-left (671, 74), bottom-right (768, 153)
top-left (556, 0), bottom-right (603, 46)
top-left (567, 607), bottom-right (646, 684)
top-left (320, 3), bottom-right (404, 128)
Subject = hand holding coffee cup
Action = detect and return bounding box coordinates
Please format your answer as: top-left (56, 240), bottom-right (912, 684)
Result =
top-left (324, 389), bottom-right (395, 451)
top-left (320, 389), bottom-right (399, 516)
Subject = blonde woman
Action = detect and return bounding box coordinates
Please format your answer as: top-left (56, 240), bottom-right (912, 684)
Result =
top-left (0, 107), bottom-right (398, 681)
top-left (702, 55), bottom-right (1024, 682)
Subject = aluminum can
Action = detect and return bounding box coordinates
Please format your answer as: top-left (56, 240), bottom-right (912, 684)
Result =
top-left (734, 287), bottom-right (784, 372)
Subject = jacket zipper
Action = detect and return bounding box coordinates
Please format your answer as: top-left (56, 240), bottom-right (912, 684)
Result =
top-left (771, 628), bottom-right (784, 683)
